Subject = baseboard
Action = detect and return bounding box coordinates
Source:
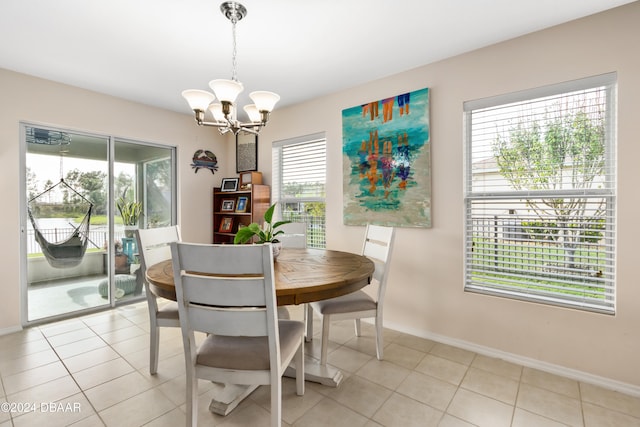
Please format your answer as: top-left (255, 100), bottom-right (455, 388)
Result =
top-left (0, 325), bottom-right (23, 337)
top-left (383, 320), bottom-right (640, 398)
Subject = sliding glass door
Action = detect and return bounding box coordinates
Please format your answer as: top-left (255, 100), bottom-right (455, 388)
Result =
top-left (22, 125), bottom-right (176, 324)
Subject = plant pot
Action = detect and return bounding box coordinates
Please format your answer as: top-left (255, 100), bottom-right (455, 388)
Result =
top-left (124, 225), bottom-right (138, 238)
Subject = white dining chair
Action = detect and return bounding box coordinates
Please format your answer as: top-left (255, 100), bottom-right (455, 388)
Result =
top-left (277, 222), bottom-right (310, 331)
top-left (308, 224), bottom-right (395, 365)
top-left (170, 242), bottom-right (305, 427)
top-left (135, 226), bottom-right (181, 375)
top-left (278, 222), bottom-right (307, 249)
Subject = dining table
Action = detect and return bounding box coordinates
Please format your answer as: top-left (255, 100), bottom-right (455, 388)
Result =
top-left (145, 247), bottom-right (375, 415)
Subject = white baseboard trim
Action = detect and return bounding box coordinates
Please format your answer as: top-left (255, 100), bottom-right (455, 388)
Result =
top-left (0, 325), bottom-right (23, 337)
top-left (383, 320), bottom-right (640, 398)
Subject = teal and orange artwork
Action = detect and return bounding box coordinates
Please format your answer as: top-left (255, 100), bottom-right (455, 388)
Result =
top-left (342, 88), bottom-right (431, 227)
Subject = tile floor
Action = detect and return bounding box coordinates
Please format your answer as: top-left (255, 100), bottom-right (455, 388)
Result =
top-left (1, 301), bottom-right (639, 427)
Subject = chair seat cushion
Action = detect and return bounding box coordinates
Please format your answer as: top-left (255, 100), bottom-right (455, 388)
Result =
top-left (156, 301), bottom-right (179, 319)
top-left (310, 290), bottom-right (376, 315)
top-left (196, 320), bottom-right (304, 370)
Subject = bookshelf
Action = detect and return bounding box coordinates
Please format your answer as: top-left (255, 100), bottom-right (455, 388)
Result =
top-left (212, 184), bottom-right (270, 244)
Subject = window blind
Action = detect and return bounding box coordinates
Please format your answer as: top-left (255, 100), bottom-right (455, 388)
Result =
top-left (463, 73), bottom-right (617, 314)
top-left (272, 133), bottom-right (327, 248)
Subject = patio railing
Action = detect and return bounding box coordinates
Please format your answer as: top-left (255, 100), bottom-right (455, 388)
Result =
top-left (281, 211), bottom-right (326, 249)
top-left (26, 227), bottom-right (127, 254)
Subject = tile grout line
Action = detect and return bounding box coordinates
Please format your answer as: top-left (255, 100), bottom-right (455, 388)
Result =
top-left (31, 325), bottom-right (107, 426)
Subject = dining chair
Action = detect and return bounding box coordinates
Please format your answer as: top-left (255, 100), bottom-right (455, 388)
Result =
top-left (277, 222), bottom-right (310, 332)
top-left (135, 226), bottom-right (181, 375)
top-left (170, 242), bottom-right (305, 427)
top-left (308, 224), bottom-right (395, 365)
top-left (278, 222), bottom-right (307, 249)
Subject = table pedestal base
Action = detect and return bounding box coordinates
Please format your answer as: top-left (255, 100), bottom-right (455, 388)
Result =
top-left (208, 355), bottom-right (343, 416)
top-left (208, 383), bottom-right (259, 416)
top-left (284, 354), bottom-right (344, 387)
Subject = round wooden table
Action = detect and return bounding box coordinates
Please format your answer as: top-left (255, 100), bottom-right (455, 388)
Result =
top-left (145, 247), bottom-right (375, 306)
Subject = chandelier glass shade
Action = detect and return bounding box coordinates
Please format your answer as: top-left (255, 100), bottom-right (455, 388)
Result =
top-left (182, 2), bottom-right (280, 135)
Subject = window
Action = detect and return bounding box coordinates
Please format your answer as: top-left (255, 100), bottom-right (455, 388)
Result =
top-left (272, 133), bottom-right (326, 248)
top-left (463, 73), bottom-right (616, 314)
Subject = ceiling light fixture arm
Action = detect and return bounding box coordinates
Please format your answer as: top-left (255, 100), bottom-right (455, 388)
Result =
top-left (189, 106), bottom-right (265, 136)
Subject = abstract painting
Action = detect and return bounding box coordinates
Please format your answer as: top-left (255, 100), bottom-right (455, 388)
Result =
top-left (342, 88), bottom-right (431, 227)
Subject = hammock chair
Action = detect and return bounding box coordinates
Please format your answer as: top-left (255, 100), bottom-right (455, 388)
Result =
top-left (28, 179), bottom-right (93, 268)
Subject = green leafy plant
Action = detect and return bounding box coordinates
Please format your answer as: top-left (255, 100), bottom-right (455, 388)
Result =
top-left (234, 203), bottom-right (291, 244)
top-left (116, 196), bottom-right (142, 226)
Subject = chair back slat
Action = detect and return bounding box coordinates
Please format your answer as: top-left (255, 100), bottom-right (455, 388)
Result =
top-left (181, 275), bottom-right (267, 307)
top-left (187, 305), bottom-right (269, 336)
top-left (361, 224), bottom-right (395, 302)
top-left (136, 226), bottom-right (181, 271)
top-left (173, 243), bottom-right (266, 275)
top-left (362, 224), bottom-right (394, 263)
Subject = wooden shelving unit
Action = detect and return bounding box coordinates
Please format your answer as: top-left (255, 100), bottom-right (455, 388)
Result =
top-left (212, 184), bottom-right (270, 244)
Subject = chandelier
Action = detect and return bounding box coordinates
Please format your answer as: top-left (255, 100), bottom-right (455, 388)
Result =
top-left (181, 2), bottom-right (280, 135)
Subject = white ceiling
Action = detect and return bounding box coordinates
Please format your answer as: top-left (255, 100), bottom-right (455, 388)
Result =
top-left (0, 0), bottom-right (635, 118)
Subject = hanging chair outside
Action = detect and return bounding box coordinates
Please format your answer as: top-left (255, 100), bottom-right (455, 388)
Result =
top-left (28, 179), bottom-right (94, 269)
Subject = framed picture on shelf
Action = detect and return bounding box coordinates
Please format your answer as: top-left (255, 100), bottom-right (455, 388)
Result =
top-left (236, 132), bottom-right (258, 173)
top-left (236, 196), bottom-right (248, 213)
top-left (219, 217), bottom-right (234, 233)
top-left (221, 199), bottom-right (235, 211)
top-left (221, 177), bottom-right (239, 192)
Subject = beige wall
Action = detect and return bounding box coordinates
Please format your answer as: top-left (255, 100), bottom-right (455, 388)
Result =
top-left (0, 68), bottom-right (233, 330)
top-left (254, 2), bottom-right (640, 392)
top-left (1, 2), bottom-right (639, 394)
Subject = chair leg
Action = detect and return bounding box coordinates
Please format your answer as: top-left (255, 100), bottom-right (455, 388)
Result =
top-left (186, 367), bottom-right (198, 427)
top-left (375, 315), bottom-right (384, 361)
top-left (149, 318), bottom-right (160, 375)
top-left (320, 315), bottom-right (331, 366)
top-left (305, 304), bottom-right (313, 342)
top-left (354, 318), bottom-right (361, 336)
top-left (271, 379), bottom-right (282, 427)
top-left (295, 336), bottom-right (305, 396)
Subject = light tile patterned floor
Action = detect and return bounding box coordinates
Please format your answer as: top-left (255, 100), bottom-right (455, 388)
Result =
top-left (1, 301), bottom-right (639, 426)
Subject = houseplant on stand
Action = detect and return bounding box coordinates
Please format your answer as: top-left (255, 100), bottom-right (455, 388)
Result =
top-left (233, 203), bottom-right (290, 259)
top-left (116, 195), bottom-right (142, 238)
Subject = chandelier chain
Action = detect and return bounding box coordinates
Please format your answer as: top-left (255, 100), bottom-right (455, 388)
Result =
top-left (231, 15), bottom-right (238, 82)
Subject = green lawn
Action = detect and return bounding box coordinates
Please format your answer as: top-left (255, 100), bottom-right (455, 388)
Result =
top-left (469, 237), bottom-right (608, 300)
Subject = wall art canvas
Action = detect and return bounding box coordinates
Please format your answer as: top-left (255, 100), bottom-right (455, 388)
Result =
top-left (342, 87), bottom-right (431, 227)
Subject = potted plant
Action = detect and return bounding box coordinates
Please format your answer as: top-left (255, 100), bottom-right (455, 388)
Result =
top-left (234, 203), bottom-right (290, 258)
top-left (116, 195), bottom-right (142, 238)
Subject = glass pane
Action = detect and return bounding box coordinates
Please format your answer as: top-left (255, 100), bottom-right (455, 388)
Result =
top-left (113, 139), bottom-right (175, 305)
top-left (281, 201), bottom-right (326, 248)
top-left (470, 86), bottom-right (609, 194)
top-left (26, 126), bottom-right (111, 321)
